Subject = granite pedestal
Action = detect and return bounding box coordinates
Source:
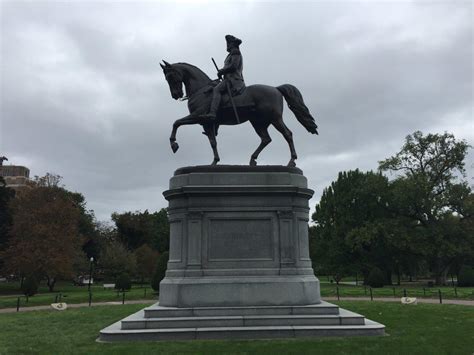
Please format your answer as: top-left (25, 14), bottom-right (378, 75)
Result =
top-left (99, 166), bottom-right (384, 341)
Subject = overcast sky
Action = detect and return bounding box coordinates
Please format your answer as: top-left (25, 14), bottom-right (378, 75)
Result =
top-left (1, 0), bottom-right (472, 221)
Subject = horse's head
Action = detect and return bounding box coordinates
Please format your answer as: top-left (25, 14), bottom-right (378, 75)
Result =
top-left (160, 60), bottom-right (184, 100)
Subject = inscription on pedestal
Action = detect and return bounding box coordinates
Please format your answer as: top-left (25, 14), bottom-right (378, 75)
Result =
top-left (208, 218), bottom-right (273, 260)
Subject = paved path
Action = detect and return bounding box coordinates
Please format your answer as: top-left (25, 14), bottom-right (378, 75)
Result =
top-left (0, 299), bottom-right (155, 314)
top-left (0, 297), bottom-right (472, 314)
top-left (324, 296), bottom-right (474, 306)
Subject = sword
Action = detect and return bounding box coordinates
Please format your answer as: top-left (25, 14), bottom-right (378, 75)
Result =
top-left (212, 57), bottom-right (240, 124)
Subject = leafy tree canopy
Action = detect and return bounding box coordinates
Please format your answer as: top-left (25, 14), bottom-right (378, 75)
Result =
top-left (111, 209), bottom-right (169, 252)
top-left (379, 131), bottom-right (472, 284)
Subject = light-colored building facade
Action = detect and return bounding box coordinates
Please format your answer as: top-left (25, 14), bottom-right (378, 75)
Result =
top-left (0, 165), bottom-right (33, 190)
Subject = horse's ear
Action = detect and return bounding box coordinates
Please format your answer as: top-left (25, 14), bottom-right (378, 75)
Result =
top-left (160, 62), bottom-right (165, 69)
top-left (163, 60), bottom-right (172, 67)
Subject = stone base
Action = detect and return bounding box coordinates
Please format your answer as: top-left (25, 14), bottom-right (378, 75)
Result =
top-left (159, 166), bottom-right (319, 308)
top-left (159, 275), bottom-right (320, 307)
top-left (99, 301), bottom-right (385, 341)
top-left (99, 166), bottom-right (385, 341)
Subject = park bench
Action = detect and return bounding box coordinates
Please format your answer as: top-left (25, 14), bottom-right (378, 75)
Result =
top-left (103, 283), bottom-right (115, 289)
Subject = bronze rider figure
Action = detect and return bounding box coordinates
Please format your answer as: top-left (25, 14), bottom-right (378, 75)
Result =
top-left (203, 35), bottom-right (245, 120)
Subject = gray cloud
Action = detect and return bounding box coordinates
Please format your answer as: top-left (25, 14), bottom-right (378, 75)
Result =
top-left (1, 1), bottom-right (472, 220)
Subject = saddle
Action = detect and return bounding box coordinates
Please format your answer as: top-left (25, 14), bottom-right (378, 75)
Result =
top-left (206, 80), bottom-right (254, 110)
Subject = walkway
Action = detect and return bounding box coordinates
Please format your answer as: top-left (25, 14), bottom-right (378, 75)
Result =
top-left (0, 299), bottom-right (155, 314)
top-left (324, 296), bottom-right (474, 306)
top-left (0, 297), bottom-right (472, 314)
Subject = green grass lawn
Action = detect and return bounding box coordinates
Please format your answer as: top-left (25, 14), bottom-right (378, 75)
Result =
top-left (0, 301), bottom-right (473, 354)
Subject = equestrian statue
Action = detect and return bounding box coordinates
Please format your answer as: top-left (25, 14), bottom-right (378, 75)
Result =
top-left (160, 34), bottom-right (318, 167)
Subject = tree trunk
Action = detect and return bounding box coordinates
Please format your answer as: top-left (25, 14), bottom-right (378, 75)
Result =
top-left (434, 264), bottom-right (450, 286)
top-left (385, 269), bottom-right (392, 285)
top-left (46, 276), bottom-right (56, 292)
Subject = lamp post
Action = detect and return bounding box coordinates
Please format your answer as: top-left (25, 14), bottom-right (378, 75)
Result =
top-left (88, 257), bottom-right (94, 292)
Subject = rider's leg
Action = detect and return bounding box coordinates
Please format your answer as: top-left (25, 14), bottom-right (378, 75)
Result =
top-left (203, 82), bottom-right (225, 119)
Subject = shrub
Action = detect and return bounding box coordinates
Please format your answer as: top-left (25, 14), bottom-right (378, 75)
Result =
top-left (458, 265), bottom-right (474, 287)
top-left (367, 267), bottom-right (385, 288)
top-left (115, 273), bottom-right (132, 292)
top-left (151, 251), bottom-right (169, 292)
top-left (21, 277), bottom-right (38, 298)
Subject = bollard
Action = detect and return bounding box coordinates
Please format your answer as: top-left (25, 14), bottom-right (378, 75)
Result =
top-left (54, 294), bottom-right (58, 303)
top-left (403, 288), bottom-right (407, 298)
top-left (370, 288), bottom-right (373, 301)
top-left (336, 286), bottom-right (340, 301)
top-left (122, 292), bottom-right (125, 305)
top-left (423, 288), bottom-right (426, 297)
top-left (454, 287), bottom-right (458, 298)
top-left (393, 287), bottom-right (396, 297)
top-left (88, 292), bottom-right (92, 307)
top-left (438, 289), bottom-right (442, 304)
top-left (144, 288), bottom-right (147, 297)
top-left (16, 297), bottom-right (20, 312)
top-left (364, 286), bottom-right (367, 295)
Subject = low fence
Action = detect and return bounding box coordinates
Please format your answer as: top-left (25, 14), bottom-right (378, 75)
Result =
top-left (323, 284), bottom-right (474, 303)
top-left (10, 286), bottom-right (157, 312)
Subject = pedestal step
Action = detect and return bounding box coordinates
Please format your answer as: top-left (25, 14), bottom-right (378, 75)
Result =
top-left (99, 302), bottom-right (385, 342)
top-left (144, 301), bottom-right (339, 318)
top-left (123, 310), bottom-right (365, 330)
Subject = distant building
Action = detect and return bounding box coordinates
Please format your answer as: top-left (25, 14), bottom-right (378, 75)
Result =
top-left (0, 165), bottom-right (33, 191)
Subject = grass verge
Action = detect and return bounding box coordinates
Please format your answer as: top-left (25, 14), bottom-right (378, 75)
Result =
top-left (0, 301), bottom-right (473, 354)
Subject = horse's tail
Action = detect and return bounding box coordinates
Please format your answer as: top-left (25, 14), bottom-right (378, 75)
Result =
top-left (277, 84), bottom-right (318, 135)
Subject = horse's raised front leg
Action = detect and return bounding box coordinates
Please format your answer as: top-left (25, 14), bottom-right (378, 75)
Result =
top-left (169, 115), bottom-right (199, 153)
top-left (204, 125), bottom-right (220, 165)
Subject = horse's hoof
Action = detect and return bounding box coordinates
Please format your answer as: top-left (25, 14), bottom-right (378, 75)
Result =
top-left (249, 159), bottom-right (257, 166)
top-left (171, 142), bottom-right (179, 153)
top-left (211, 159), bottom-right (219, 166)
top-left (287, 160), bottom-right (296, 167)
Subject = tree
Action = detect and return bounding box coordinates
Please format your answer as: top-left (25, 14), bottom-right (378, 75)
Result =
top-left (99, 240), bottom-right (137, 280)
top-left (0, 177), bottom-right (15, 269)
top-left (115, 273), bottom-right (132, 292)
top-left (34, 174), bottom-right (99, 261)
top-left (312, 170), bottom-right (398, 283)
top-left (379, 131), bottom-right (472, 285)
top-left (151, 251), bottom-right (169, 292)
top-left (366, 267), bottom-right (385, 288)
top-left (33, 172), bottom-right (63, 187)
top-left (34, 173), bottom-right (99, 259)
top-left (134, 244), bottom-right (159, 283)
top-left (112, 209), bottom-right (169, 252)
top-left (21, 277), bottom-right (39, 299)
top-left (2, 184), bottom-right (84, 291)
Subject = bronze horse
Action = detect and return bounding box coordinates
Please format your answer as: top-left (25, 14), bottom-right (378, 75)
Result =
top-left (161, 61), bottom-right (318, 167)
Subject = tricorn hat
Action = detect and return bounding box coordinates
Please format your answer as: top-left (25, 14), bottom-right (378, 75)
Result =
top-left (225, 34), bottom-right (242, 46)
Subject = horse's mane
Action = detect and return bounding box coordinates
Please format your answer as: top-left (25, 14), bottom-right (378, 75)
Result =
top-left (175, 62), bottom-right (211, 81)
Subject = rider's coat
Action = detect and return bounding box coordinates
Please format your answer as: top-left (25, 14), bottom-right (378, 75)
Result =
top-left (220, 47), bottom-right (245, 95)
